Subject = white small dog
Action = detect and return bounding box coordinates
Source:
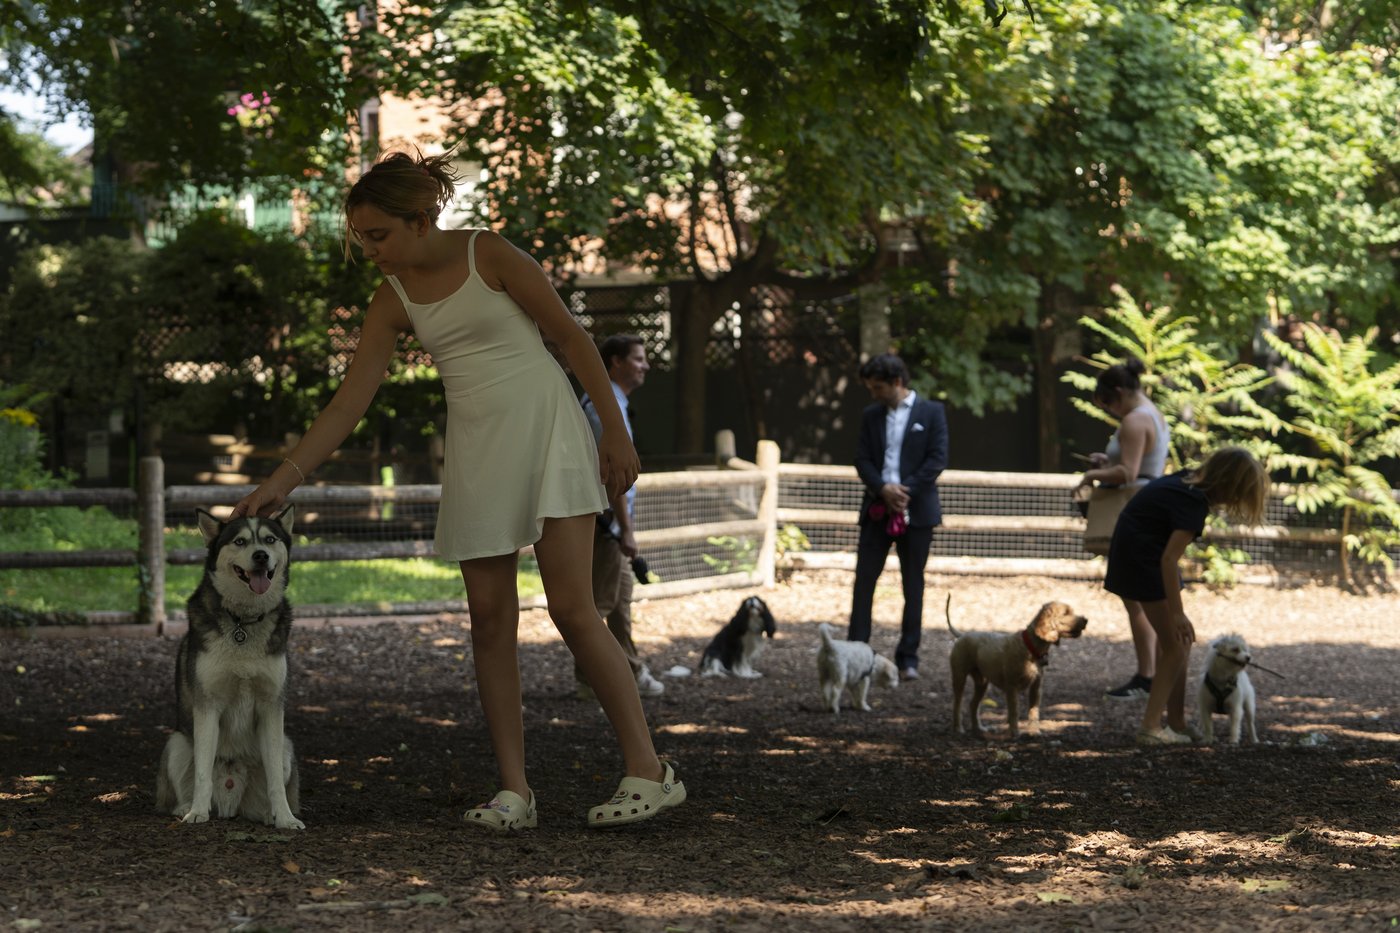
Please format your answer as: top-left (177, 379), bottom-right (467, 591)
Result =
top-left (1196, 634), bottom-right (1258, 744)
top-left (816, 623), bottom-right (899, 714)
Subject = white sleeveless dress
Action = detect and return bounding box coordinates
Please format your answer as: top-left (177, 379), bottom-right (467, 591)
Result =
top-left (1105, 402), bottom-right (1170, 479)
top-left (384, 231), bottom-right (607, 561)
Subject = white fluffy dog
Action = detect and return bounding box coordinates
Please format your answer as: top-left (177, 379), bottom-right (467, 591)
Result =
top-left (1196, 634), bottom-right (1259, 744)
top-left (816, 623), bottom-right (899, 714)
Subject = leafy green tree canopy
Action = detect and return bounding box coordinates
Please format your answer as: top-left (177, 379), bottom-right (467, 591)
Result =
top-left (2, 0), bottom-right (357, 194)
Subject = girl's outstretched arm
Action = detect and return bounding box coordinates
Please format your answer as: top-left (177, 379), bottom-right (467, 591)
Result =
top-left (233, 284), bottom-right (409, 517)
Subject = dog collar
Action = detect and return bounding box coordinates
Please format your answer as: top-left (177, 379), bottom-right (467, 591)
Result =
top-left (224, 610), bottom-right (266, 645)
top-left (1021, 630), bottom-right (1047, 663)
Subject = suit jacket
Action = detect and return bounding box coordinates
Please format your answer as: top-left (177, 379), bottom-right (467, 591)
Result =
top-left (855, 396), bottom-right (948, 529)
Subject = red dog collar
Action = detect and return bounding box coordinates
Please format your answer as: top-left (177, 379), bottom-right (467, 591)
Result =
top-left (1022, 629), bottom-right (1047, 661)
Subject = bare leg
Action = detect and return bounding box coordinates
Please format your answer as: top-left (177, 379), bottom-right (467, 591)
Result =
top-left (459, 552), bottom-right (528, 798)
top-left (533, 514), bottom-right (663, 782)
top-left (1138, 599), bottom-right (1192, 733)
top-left (1123, 598), bottom-right (1158, 678)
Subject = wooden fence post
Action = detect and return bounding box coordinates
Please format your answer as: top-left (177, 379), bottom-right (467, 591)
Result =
top-left (715, 429), bottom-right (736, 466)
top-left (755, 440), bottom-right (780, 587)
top-left (137, 456), bottom-right (166, 633)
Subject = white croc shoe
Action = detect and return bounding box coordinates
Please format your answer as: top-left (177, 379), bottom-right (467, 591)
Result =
top-left (588, 762), bottom-right (686, 828)
top-left (464, 790), bottom-right (537, 832)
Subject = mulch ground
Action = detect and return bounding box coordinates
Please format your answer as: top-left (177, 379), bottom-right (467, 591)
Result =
top-left (2, 569), bottom-right (1398, 932)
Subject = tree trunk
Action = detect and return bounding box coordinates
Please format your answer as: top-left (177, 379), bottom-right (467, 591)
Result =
top-left (1033, 282), bottom-right (1079, 471)
top-left (1033, 313), bottom-right (1062, 472)
top-left (671, 282), bottom-right (715, 455)
top-left (1339, 502), bottom-right (1355, 591)
top-left (735, 306), bottom-right (768, 444)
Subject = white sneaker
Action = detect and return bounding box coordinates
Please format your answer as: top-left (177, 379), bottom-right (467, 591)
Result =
top-left (636, 667), bottom-right (665, 697)
top-left (1136, 726), bottom-right (1193, 747)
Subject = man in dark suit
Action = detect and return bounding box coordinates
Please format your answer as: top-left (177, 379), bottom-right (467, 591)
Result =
top-left (847, 353), bottom-right (949, 680)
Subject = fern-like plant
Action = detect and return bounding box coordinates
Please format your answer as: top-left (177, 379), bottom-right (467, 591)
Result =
top-left (1062, 287), bottom-right (1284, 468)
top-left (1261, 324), bottom-right (1400, 589)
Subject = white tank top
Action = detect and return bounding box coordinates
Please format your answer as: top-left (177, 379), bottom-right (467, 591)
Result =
top-left (1105, 402), bottom-right (1170, 479)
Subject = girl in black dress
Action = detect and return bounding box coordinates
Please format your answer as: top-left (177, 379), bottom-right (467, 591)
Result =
top-left (1103, 447), bottom-right (1269, 745)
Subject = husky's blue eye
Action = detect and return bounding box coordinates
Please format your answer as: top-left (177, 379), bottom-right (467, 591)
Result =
top-left (264, 535), bottom-right (276, 544)
top-left (234, 537), bottom-right (247, 546)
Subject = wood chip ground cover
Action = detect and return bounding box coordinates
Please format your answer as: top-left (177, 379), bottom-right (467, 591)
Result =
top-left (2, 571), bottom-right (1398, 931)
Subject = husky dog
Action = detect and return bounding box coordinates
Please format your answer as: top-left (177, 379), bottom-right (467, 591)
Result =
top-left (699, 596), bottom-right (776, 677)
top-left (947, 599), bottom-right (1088, 739)
top-left (816, 623), bottom-right (899, 714)
top-left (1197, 634), bottom-right (1259, 745)
top-left (156, 508), bottom-right (303, 830)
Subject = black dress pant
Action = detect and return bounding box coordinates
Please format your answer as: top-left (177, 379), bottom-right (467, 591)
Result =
top-left (847, 520), bottom-right (934, 672)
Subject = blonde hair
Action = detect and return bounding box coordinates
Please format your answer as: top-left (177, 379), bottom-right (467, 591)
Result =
top-left (343, 149), bottom-right (460, 258)
top-left (1188, 447), bottom-right (1270, 525)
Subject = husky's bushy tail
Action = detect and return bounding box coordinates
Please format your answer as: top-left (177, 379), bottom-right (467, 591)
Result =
top-left (818, 622), bottom-right (838, 648)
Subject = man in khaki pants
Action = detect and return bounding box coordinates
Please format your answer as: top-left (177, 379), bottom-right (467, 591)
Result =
top-left (576, 334), bottom-right (665, 699)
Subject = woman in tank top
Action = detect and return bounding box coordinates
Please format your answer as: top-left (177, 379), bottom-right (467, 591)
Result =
top-left (1074, 357), bottom-right (1171, 703)
top-left (233, 150), bottom-right (685, 832)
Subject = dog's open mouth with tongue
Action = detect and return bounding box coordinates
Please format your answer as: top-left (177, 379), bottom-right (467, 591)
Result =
top-left (234, 564), bottom-right (274, 595)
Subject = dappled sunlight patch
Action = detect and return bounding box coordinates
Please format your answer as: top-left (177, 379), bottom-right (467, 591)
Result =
top-left (850, 848), bottom-right (927, 871)
top-left (15, 774), bottom-right (57, 789)
top-left (773, 734), bottom-right (827, 749)
top-left (78, 713), bottom-right (121, 723)
top-left (1059, 747), bottom-right (1135, 759)
top-left (1267, 722), bottom-right (1399, 743)
top-left (411, 716), bottom-right (461, 728)
top-left (656, 722), bottom-right (749, 736)
top-left (93, 790), bottom-right (128, 804)
top-left (1306, 828), bottom-right (1400, 850)
top-left (546, 716), bottom-right (590, 728)
top-left (1332, 727), bottom-right (1400, 742)
top-left (297, 705), bottom-right (331, 714)
top-left (922, 795), bottom-right (994, 811)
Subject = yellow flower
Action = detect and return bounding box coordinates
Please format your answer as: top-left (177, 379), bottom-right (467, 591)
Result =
top-left (0, 408), bottom-right (38, 428)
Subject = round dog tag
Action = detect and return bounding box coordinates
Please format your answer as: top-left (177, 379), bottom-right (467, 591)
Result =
top-left (233, 625), bottom-right (247, 644)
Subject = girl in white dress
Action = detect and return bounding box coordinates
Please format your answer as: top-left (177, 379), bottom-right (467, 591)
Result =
top-left (233, 151), bottom-right (685, 831)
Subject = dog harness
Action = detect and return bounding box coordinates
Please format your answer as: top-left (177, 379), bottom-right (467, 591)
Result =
top-left (1204, 673), bottom-right (1238, 714)
top-left (1206, 651), bottom-right (1249, 713)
